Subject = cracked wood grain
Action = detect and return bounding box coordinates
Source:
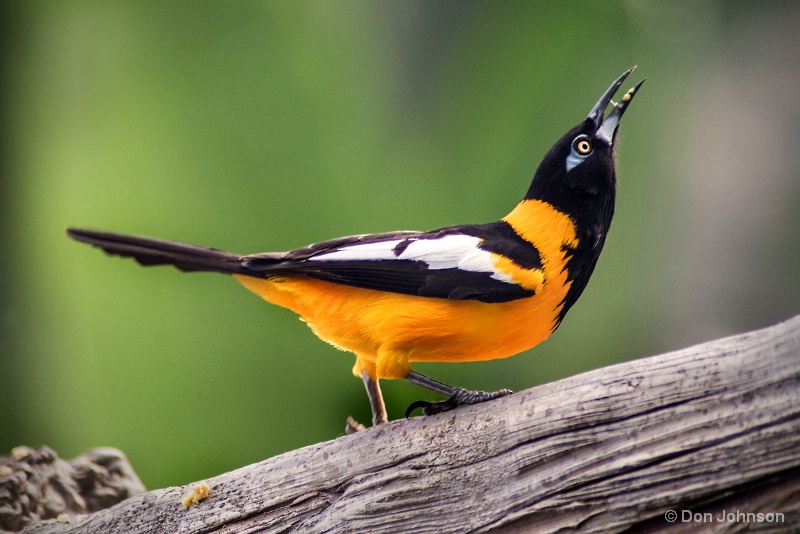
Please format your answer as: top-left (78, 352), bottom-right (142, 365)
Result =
top-left (23, 315), bottom-right (800, 533)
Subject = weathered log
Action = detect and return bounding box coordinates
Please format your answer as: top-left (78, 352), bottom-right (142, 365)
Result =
top-left (22, 315), bottom-right (800, 533)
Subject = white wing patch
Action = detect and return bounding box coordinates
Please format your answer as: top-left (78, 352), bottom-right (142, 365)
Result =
top-left (308, 234), bottom-right (514, 284)
top-left (307, 239), bottom-right (404, 261)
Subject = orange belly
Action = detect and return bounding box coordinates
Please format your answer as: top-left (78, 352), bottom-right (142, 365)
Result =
top-left (234, 261), bottom-right (569, 380)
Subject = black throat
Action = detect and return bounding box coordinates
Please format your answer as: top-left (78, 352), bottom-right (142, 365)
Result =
top-left (526, 153), bottom-right (617, 326)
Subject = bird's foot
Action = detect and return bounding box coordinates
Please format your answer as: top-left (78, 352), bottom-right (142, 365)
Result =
top-left (345, 416), bottom-right (367, 434)
top-left (405, 387), bottom-right (513, 418)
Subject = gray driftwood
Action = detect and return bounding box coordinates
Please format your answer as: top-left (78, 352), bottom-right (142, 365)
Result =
top-left (23, 315), bottom-right (800, 533)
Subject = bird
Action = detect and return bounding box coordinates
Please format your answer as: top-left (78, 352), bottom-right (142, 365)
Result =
top-left (68, 68), bottom-right (644, 430)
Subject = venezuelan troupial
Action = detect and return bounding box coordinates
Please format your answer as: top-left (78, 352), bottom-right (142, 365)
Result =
top-left (69, 68), bottom-right (644, 430)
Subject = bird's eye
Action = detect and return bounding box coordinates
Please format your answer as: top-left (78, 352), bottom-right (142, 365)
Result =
top-left (574, 137), bottom-right (592, 155)
top-left (566, 135), bottom-right (594, 171)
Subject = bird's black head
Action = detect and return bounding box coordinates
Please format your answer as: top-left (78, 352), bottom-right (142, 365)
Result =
top-left (526, 68), bottom-right (645, 229)
top-left (524, 68), bottom-right (644, 324)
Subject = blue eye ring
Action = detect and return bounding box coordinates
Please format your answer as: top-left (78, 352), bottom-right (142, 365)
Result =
top-left (566, 134), bottom-right (593, 171)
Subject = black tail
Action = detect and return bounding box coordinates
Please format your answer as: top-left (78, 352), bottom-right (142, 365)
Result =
top-left (67, 228), bottom-right (254, 276)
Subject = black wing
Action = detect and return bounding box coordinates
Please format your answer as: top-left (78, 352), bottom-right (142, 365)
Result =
top-left (244, 221), bottom-right (542, 303)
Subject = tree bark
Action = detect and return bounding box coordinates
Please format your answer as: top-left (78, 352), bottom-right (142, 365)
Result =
top-left (23, 315), bottom-right (800, 533)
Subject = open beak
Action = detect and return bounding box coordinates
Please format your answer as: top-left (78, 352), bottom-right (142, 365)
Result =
top-left (588, 67), bottom-right (646, 145)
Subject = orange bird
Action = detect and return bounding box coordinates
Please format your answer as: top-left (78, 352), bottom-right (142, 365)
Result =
top-left (68, 68), bottom-right (643, 429)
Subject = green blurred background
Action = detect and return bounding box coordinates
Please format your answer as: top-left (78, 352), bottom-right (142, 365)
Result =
top-left (2, 1), bottom-right (799, 490)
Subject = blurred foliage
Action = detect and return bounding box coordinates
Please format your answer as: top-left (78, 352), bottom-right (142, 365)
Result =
top-left (2, 1), bottom-right (799, 489)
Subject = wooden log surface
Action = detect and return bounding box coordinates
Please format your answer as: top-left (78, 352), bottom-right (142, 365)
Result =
top-left (23, 315), bottom-right (800, 533)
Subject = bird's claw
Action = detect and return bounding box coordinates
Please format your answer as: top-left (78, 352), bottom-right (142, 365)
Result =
top-left (405, 397), bottom-right (460, 418)
top-left (405, 388), bottom-right (513, 418)
top-left (345, 416), bottom-right (367, 434)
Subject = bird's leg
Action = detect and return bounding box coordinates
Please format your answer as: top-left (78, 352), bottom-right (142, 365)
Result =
top-left (346, 370), bottom-right (389, 434)
top-left (363, 372), bottom-right (389, 426)
top-left (404, 370), bottom-right (513, 417)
